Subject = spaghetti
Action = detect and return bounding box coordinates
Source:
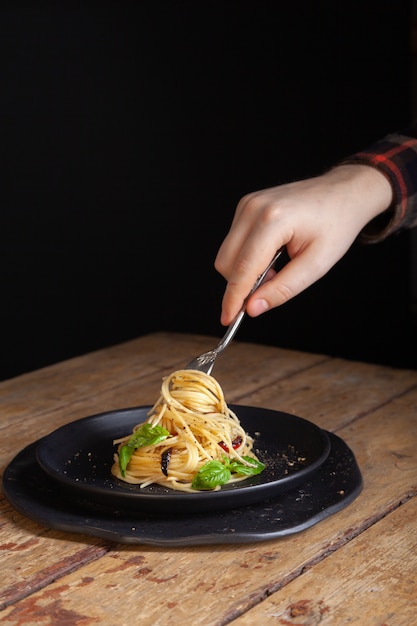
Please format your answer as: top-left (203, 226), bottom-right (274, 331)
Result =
top-left (111, 369), bottom-right (265, 492)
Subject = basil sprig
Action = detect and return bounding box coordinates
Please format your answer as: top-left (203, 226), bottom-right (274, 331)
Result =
top-left (191, 455), bottom-right (265, 490)
top-left (118, 423), bottom-right (169, 477)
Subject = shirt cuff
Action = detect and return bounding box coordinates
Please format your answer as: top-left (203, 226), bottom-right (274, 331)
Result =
top-left (339, 127), bottom-right (417, 242)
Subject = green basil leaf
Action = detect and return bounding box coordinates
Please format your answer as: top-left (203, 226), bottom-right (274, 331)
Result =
top-left (118, 423), bottom-right (169, 477)
top-left (118, 445), bottom-right (134, 478)
top-left (127, 423), bottom-right (170, 448)
top-left (191, 460), bottom-right (231, 490)
top-left (229, 455), bottom-right (266, 476)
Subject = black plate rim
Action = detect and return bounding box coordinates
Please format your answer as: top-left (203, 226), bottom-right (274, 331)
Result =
top-left (35, 405), bottom-right (331, 512)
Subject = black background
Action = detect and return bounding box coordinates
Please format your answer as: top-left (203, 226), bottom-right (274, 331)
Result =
top-left (1, 0), bottom-right (416, 380)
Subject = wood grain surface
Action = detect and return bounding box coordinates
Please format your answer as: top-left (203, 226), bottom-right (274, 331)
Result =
top-left (1, 332), bottom-right (416, 625)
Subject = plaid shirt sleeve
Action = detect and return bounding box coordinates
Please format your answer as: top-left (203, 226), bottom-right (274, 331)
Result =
top-left (340, 122), bottom-right (417, 242)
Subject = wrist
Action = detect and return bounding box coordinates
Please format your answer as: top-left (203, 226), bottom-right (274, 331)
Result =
top-left (325, 163), bottom-right (393, 223)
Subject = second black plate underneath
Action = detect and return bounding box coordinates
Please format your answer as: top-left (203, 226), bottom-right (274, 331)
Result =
top-left (2, 432), bottom-right (362, 546)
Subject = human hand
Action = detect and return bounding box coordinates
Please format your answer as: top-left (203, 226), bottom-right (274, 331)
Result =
top-left (215, 164), bottom-right (393, 325)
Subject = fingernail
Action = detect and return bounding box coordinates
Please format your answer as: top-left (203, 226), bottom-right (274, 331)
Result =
top-left (251, 299), bottom-right (269, 316)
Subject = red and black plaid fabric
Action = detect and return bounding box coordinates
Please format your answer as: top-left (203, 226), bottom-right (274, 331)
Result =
top-left (341, 123), bottom-right (417, 242)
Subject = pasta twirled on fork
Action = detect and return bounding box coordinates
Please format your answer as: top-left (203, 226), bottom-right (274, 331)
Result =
top-left (111, 369), bottom-right (264, 492)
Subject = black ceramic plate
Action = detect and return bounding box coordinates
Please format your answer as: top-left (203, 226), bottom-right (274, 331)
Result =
top-left (2, 432), bottom-right (362, 545)
top-left (35, 405), bottom-right (330, 514)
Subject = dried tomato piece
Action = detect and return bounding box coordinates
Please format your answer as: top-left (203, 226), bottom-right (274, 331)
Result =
top-left (161, 448), bottom-right (172, 476)
top-left (218, 436), bottom-right (243, 453)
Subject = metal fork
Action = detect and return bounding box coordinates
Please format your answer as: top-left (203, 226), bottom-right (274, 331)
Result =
top-left (185, 248), bottom-right (284, 374)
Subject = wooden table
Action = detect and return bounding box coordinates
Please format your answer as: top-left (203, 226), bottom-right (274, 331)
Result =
top-left (1, 331), bottom-right (416, 625)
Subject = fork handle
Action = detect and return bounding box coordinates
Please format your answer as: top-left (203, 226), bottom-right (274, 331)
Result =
top-left (215, 248), bottom-right (284, 354)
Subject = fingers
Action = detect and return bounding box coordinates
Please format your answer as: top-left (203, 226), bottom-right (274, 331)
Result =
top-left (215, 192), bottom-right (290, 324)
top-left (214, 193), bottom-right (260, 280)
top-left (219, 259), bottom-right (278, 325)
top-left (217, 240), bottom-right (286, 325)
top-left (221, 240), bottom-right (344, 324)
top-left (246, 235), bottom-right (353, 319)
top-left (244, 248), bottom-right (324, 317)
